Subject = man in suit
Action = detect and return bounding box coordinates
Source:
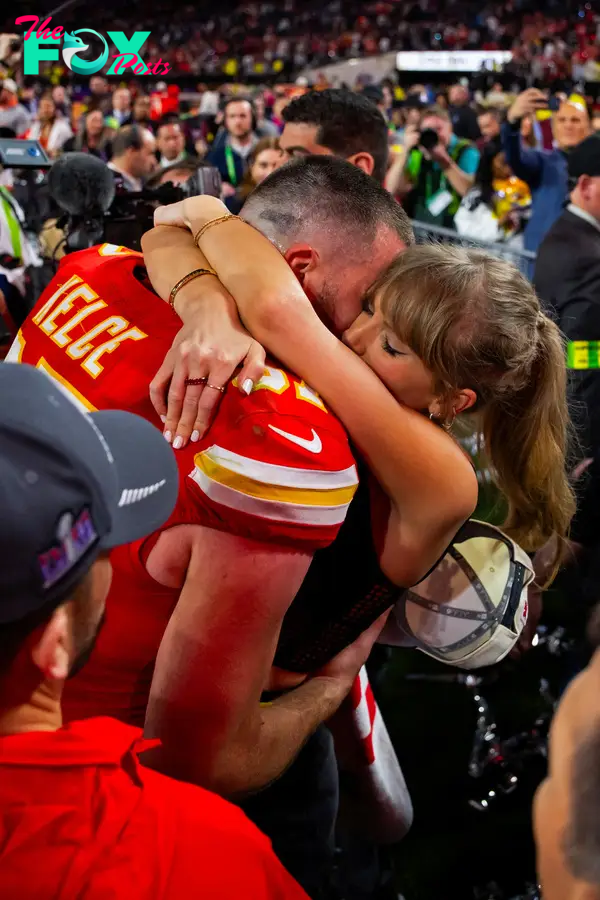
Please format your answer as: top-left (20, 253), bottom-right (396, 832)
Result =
top-left (534, 134), bottom-right (600, 451)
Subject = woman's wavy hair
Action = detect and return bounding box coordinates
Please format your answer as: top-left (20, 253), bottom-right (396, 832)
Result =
top-left (370, 243), bottom-right (575, 567)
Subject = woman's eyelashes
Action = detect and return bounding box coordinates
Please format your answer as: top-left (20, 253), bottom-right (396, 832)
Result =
top-left (381, 334), bottom-right (404, 357)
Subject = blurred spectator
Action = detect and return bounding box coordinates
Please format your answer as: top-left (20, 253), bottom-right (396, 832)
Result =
top-left (0, 79), bottom-right (30, 137)
top-left (502, 89), bottom-right (592, 253)
top-left (477, 107), bottom-right (502, 146)
top-left (395, 99), bottom-right (423, 146)
top-left (51, 85), bottom-right (70, 119)
top-left (534, 135), bottom-right (600, 452)
top-left (448, 84), bottom-right (481, 143)
top-left (229, 136), bottom-right (288, 213)
top-left (25, 94), bottom-right (72, 158)
top-left (63, 109), bottom-right (112, 162)
top-left (108, 125), bottom-right (157, 191)
top-left (253, 92), bottom-right (279, 138)
top-left (389, 105), bottom-right (480, 229)
top-left (109, 87), bottom-right (132, 128)
top-left (85, 75), bottom-right (111, 115)
top-left (145, 157), bottom-right (218, 191)
top-left (207, 97), bottom-right (258, 195)
top-left (131, 94), bottom-right (154, 132)
top-left (455, 139), bottom-right (530, 245)
top-left (280, 89), bottom-right (389, 182)
top-left (156, 120), bottom-right (187, 168)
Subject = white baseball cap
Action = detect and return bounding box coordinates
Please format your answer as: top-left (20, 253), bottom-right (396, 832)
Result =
top-left (378, 520), bottom-right (535, 669)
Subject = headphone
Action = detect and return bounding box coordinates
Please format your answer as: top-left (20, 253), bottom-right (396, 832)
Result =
top-left (222, 95), bottom-right (257, 132)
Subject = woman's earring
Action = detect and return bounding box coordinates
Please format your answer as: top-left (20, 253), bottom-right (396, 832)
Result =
top-left (443, 410), bottom-right (457, 432)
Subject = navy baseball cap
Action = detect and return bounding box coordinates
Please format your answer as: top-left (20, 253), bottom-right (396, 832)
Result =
top-left (0, 363), bottom-right (179, 624)
top-left (568, 134), bottom-right (600, 179)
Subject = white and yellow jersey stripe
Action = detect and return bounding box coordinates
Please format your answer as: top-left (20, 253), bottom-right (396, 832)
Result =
top-left (189, 444), bottom-right (359, 541)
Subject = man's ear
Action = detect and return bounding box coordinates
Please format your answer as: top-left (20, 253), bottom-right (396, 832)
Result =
top-left (283, 243), bottom-right (320, 287)
top-left (346, 151), bottom-right (375, 178)
top-left (30, 606), bottom-right (71, 682)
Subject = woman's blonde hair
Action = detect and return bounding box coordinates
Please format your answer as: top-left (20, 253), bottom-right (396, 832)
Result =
top-left (372, 243), bottom-right (575, 561)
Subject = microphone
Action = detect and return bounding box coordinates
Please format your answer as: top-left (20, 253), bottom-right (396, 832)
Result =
top-left (48, 152), bottom-right (115, 217)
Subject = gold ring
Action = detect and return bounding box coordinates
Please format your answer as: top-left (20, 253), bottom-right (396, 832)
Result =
top-left (185, 377), bottom-right (208, 386)
top-left (205, 383), bottom-right (226, 393)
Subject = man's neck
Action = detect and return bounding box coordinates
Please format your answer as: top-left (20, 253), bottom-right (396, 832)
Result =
top-left (0, 674), bottom-right (63, 737)
top-left (229, 132), bottom-right (252, 149)
top-left (567, 201), bottom-right (600, 231)
top-left (109, 159), bottom-right (141, 187)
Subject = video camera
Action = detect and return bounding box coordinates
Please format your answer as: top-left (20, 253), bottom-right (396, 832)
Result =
top-left (47, 153), bottom-right (223, 255)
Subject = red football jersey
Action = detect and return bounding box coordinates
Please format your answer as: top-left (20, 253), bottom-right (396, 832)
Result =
top-left (9, 244), bottom-right (358, 724)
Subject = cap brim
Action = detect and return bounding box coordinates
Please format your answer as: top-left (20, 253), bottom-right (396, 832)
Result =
top-left (89, 410), bottom-right (179, 549)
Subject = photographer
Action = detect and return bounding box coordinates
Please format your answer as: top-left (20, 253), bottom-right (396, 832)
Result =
top-left (386, 105), bottom-right (480, 229)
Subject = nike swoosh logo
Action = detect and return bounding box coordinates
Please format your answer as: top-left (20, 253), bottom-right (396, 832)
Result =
top-left (268, 425), bottom-right (323, 454)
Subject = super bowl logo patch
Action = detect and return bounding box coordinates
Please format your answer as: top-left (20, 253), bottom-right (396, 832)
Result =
top-left (38, 508), bottom-right (98, 589)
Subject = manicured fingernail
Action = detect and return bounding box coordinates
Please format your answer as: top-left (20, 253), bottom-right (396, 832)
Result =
top-left (173, 436), bottom-right (183, 450)
top-left (164, 431), bottom-right (172, 443)
top-left (242, 378), bottom-right (253, 395)
top-left (191, 430), bottom-right (200, 442)
top-left (160, 415), bottom-right (166, 423)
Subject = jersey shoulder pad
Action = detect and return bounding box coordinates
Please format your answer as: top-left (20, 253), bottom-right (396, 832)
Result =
top-left (185, 365), bottom-right (359, 549)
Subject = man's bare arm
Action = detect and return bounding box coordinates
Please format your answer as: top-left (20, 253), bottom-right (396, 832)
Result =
top-left (142, 527), bottom-right (356, 796)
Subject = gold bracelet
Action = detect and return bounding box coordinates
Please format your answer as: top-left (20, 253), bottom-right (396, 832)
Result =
top-left (194, 214), bottom-right (239, 246)
top-left (168, 268), bottom-right (216, 310)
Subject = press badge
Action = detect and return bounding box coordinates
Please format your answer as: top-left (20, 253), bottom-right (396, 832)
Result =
top-left (427, 189), bottom-right (453, 217)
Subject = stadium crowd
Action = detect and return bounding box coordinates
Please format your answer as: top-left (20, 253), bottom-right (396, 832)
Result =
top-left (1, 3), bottom-right (600, 899)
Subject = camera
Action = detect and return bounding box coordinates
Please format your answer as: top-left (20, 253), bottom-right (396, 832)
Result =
top-left (419, 128), bottom-right (440, 152)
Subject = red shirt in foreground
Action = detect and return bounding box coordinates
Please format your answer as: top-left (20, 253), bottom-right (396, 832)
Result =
top-left (0, 717), bottom-right (309, 900)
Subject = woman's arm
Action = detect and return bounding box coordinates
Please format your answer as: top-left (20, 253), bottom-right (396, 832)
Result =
top-left (146, 204), bottom-right (478, 584)
top-left (141, 225), bottom-right (266, 444)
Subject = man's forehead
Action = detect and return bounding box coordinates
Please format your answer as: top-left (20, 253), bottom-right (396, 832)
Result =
top-left (280, 122), bottom-right (332, 156)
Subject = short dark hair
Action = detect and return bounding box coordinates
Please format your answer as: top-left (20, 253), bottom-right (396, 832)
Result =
top-left (282, 89), bottom-right (389, 183)
top-left (243, 155), bottom-right (413, 252)
top-left (0, 575), bottom-right (88, 678)
top-left (145, 157), bottom-right (205, 188)
top-left (110, 125), bottom-right (150, 158)
top-left (156, 117), bottom-right (183, 136)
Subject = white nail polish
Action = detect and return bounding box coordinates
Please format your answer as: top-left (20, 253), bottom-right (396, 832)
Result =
top-left (160, 415), bottom-right (166, 423)
top-left (242, 378), bottom-right (254, 395)
top-left (164, 431), bottom-right (172, 443)
top-left (191, 430), bottom-right (200, 442)
top-left (173, 436), bottom-right (183, 450)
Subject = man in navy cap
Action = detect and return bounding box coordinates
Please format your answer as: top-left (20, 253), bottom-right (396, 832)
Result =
top-left (0, 363), bottom-right (309, 900)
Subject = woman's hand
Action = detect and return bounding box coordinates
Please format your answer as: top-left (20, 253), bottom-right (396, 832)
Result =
top-left (149, 299), bottom-right (266, 449)
top-left (154, 195), bottom-right (227, 232)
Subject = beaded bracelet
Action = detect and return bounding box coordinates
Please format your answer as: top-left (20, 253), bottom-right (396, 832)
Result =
top-left (168, 268), bottom-right (217, 310)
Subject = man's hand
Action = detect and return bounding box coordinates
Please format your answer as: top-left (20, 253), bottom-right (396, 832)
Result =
top-left (150, 303), bottom-right (266, 447)
top-left (428, 142), bottom-right (452, 168)
top-left (312, 611), bottom-right (391, 692)
top-left (507, 89), bottom-right (548, 125)
top-left (403, 124), bottom-right (421, 152)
